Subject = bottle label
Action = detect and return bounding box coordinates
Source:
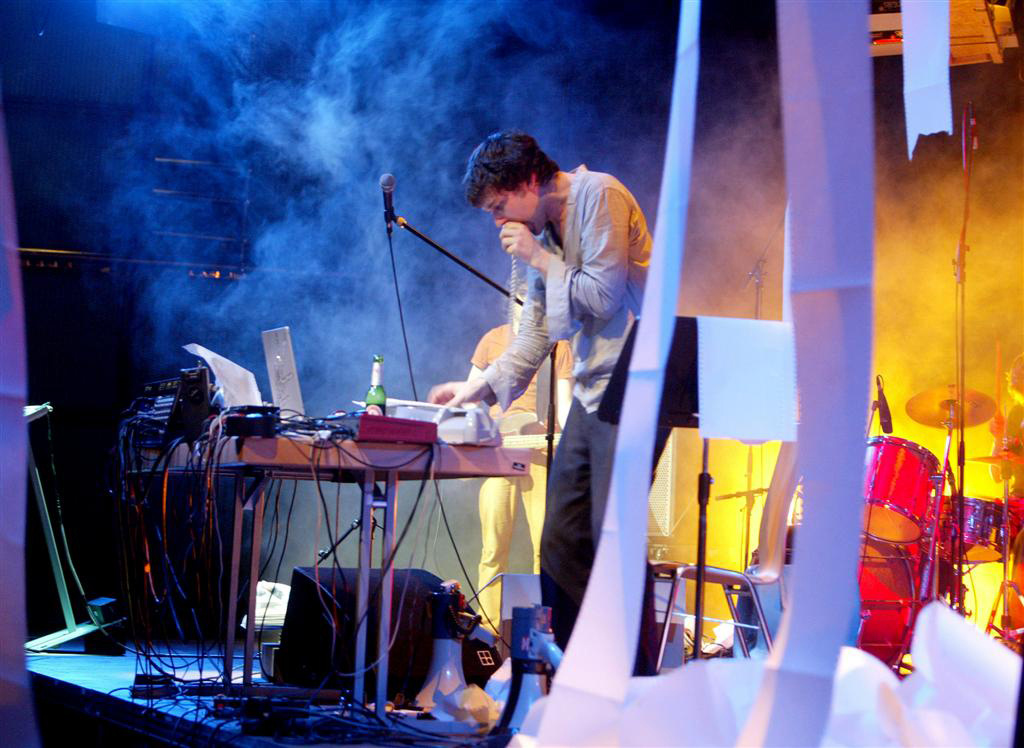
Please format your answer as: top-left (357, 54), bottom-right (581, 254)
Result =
top-left (371, 360), bottom-right (381, 387)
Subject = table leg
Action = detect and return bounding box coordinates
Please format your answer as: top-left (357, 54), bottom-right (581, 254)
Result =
top-left (375, 472), bottom-right (398, 719)
top-left (243, 478), bottom-right (267, 686)
top-left (224, 473), bottom-right (267, 691)
top-left (224, 475), bottom-right (246, 690)
top-left (353, 471), bottom-right (375, 705)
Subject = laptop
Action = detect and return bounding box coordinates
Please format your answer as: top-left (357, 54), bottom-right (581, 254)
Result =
top-left (261, 326), bottom-right (305, 416)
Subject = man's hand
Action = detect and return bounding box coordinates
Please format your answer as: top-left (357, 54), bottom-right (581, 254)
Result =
top-left (500, 221), bottom-right (549, 273)
top-left (991, 410), bottom-right (1006, 439)
top-left (427, 377), bottom-right (494, 408)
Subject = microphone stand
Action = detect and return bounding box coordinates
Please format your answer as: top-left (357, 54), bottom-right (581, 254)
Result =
top-left (396, 216), bottom-right (511, 299)
top-left (866, 400), bottom-right (879, 439)
top-left (393, 214), bottom-right (559, 472)
top-left (740, 252), bottom-right (768, 568)
top-left (951, 102), bottom-right (976, 615)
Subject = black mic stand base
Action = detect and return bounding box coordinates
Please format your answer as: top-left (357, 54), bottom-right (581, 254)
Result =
top-left (691, 438), bottom-right (713, 661)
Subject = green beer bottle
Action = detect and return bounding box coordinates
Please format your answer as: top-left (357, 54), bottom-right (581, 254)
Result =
top-left (365, 354), bottom-right (386, 413)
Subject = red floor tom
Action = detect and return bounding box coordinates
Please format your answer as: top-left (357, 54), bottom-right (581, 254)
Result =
top-left (864, 436), bottom-right (940, 544)
top-left (857, 536), bottom-right (922, 668)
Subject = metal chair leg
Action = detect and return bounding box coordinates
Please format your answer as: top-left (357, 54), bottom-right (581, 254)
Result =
top-left (748, 580), bottom-right (773, 650)
top-left (656, 566), bottom-right (684, 673)
top-left (723, 587), bottom-right (751, 658)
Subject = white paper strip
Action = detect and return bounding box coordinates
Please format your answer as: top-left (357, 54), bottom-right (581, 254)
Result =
top-left (822, 604), bottom-right (1019, 745)
top-left (529, 2), bottom-right (702, 744)
top-left (782, 203), bottom-right (792, 323)
top-left (902, 602), bottom-right (1019, 745)
top-left (183, 343), bottom-right (262, 407)
top-left (696, 317), bottom-right (796, 443)
top-left (739, 0), bottom-right (874, 745)
top-left (902, 0), bottom-right (953, 159)
top-left (0, 103), bottom-right (39, 746)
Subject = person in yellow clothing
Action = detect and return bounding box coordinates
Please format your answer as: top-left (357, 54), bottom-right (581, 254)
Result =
top-left (469, 307), bottom-right (572, 636)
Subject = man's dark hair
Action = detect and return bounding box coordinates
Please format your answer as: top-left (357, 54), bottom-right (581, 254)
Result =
top-left (463, 130), bottom-right (560, 207)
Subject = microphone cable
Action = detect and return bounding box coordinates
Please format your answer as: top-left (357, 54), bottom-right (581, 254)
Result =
top-left (384, 215), bottom-right (419, 401)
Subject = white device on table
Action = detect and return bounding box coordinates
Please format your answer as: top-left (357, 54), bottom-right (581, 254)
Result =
top-left (384, 398), bottom-right (500, 446)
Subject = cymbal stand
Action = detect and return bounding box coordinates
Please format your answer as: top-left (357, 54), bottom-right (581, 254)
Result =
top-left (739, 250), bottom-right (768, 567)
top-left (985, 459), bottom-right (1023, 639)
top-left (924, 405), bottom-right (956, 600)
top-left (950, 101), bottom-right (976, 614)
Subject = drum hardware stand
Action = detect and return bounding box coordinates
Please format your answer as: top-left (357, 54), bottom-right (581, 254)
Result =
top-left (738, 249), bottom-right (769, 568)
top-left (927, 407), bottom-right (960, 602)
top-left (861, 404), bottom-right (890, 574)
top-left (984, 345), bottom-right (1019, 640)
top-left (984, 461), bottom-right (1022, 640)
top-left (866, 401), bottom-right (879, 440)
top-left (692, 438), bottom-right (713, 660)
top-left (950, 101), bottom-right (977, 616)
top-left (924, 471), bottom-right (946, 601)
top-left (713, 486), bottom-right (767, 569)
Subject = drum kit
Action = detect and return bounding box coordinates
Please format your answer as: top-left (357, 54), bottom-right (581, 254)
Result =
top-left (857, 383), bottom-right (1024, 670)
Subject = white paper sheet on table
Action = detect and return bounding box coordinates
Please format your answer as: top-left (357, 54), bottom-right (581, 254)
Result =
top-left (696, 317), bottom-right (796, 443)
top-left (902, 0), bottom-right (953, 159)
top-left (183, 343), bottom-right (261, 407)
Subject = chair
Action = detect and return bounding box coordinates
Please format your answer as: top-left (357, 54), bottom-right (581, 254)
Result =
top-left (652, 441), bottom-right (799, 669)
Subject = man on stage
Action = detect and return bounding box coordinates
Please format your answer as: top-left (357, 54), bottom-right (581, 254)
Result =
top-left (990, 353), bottom-right (1024, 493)
top-left (428, 130), bottom-right (655, 661)
top-left (468, 303), bottom-right (572, 637)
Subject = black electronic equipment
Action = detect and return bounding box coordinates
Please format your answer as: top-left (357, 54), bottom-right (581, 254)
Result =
top-left (277, 567), bottom-right (501, 705)
top-left (135, 366), bottom-right (213, 446)
top-left (168, 366), bottom-right (212, 443)
top-left (223, 405), bottom-right (279, 438)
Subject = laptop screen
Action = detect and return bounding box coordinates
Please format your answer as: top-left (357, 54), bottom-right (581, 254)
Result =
top-left (261, 326), bottom-right (305, 416)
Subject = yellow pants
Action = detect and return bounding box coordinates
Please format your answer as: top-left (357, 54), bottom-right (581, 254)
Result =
top-left (476, 454), bottom-right (547, 634)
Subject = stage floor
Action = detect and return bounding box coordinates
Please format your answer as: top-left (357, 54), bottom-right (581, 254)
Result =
top-left (27, 641), bottom-right (501, 747)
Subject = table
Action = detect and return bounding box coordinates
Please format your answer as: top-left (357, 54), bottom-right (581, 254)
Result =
top-left (173, 435), bottom-right (531, 715)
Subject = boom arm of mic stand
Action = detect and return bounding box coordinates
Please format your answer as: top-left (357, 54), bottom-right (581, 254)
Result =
top-left (395, 215), bottom-right (520, 303)
top-left (866, 400), bottom-right (878, 439)
top-left (394, 213), bottom-right (558, 475)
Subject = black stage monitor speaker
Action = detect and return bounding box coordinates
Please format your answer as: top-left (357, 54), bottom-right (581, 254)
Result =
top-left (277, 567), bottom-right (500, 705)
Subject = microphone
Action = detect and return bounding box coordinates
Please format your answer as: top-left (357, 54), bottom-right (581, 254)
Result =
top-left (380, 173), bottom-right (396, 235)
top-left (876, 374), bottom-right (893, 435)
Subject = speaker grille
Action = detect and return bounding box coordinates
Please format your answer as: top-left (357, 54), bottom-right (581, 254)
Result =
top-left (647, 431), bottom-right (676, 538)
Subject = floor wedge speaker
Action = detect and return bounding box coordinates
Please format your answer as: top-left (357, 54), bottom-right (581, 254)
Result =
top-left (277, 567), bottom-right (500, 705)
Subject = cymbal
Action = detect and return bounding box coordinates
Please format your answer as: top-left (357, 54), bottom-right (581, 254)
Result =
top-left (905, 385), bottom-right (996, 429)
top-left (967, 452), bottom-right (1024, 468)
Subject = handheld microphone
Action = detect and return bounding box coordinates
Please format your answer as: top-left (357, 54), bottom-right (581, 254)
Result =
top-left (380, 173), bottom-right (396, 235)
top-left (876, 374), bottom-right (893, 435)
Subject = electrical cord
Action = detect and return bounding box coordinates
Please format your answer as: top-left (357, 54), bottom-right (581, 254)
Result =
top-left (113, 402), bottom-right (513, 741)
top-left (385, 220), bottom-right (419, 401)
top-left (432, 480), bottom-right (511, 650)
top-left (309, 448), bottom-right (437, 688)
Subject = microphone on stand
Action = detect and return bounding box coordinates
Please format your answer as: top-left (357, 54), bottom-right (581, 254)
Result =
top-left (380, 173), bottom-right (396, 236)
top-left (876, 374), bottom-right (893, 435)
